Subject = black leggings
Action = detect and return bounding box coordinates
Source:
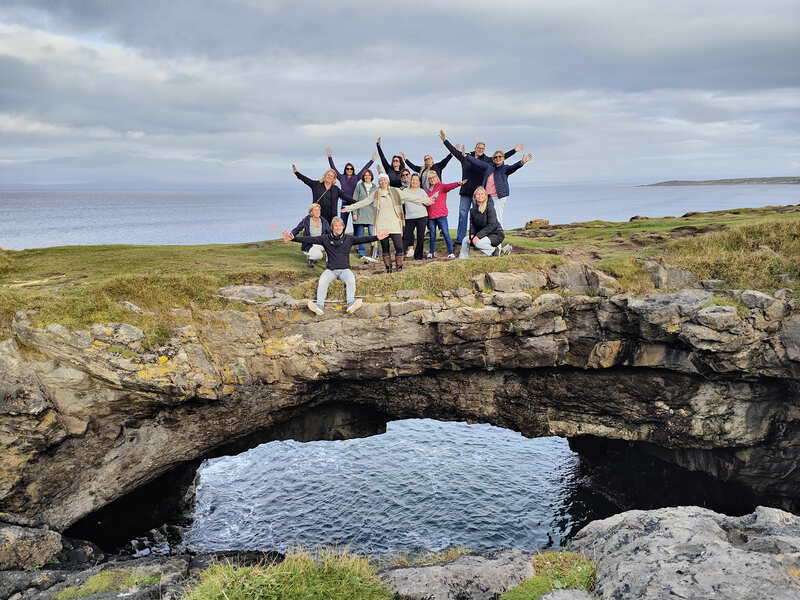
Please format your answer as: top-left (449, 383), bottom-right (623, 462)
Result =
top-left (380, 233), bottom-right (404, 256)
top-left (403, 217), bottom-right (428, 259)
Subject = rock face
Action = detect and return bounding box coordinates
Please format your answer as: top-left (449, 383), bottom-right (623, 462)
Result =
top-left (0, 525), bottom-right (62, 570)
top-left (381, 549), bottom-right (534, 600)
top-left (569, 506), bottom-right (800, 600)
top-left (0, 279), bottom-right (799, 531)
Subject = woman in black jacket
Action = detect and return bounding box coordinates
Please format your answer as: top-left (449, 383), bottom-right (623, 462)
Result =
top-left (375, 137), bottom-right (405, 188)
top-left (292, 164), bottom-right (356, 225)
top-left (458, 187), bottom-right (512, 258)
top-left (290, 203), bottom-right (331, 267)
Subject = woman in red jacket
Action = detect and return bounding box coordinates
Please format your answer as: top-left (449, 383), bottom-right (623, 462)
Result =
top-left (425, 171), bottom-right (465, 259)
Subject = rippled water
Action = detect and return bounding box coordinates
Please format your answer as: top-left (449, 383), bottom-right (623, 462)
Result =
top-left (184, 420), bottom-right (606, 557)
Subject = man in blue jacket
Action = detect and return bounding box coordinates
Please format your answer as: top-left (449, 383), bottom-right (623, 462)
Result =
top-left (440, 130), bottom-right (523, 246)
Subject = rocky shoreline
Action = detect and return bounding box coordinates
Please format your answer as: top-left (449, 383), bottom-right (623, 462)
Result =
top-left (2, 505), bottom-right (799, 599)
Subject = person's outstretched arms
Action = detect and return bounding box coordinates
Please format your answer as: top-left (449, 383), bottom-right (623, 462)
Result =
top-left (505, 154), bottom-right (532, 177)
top-left (441, 179), bottom-right (467, 193)
top-left (504, 143), bottom-right (523, 160)
top-left (401, 152), bottom-right (421, 173)
top-left (355, 152), bottom-right (376, 179)
top-left (290, 218), bottom-right (306, 237)
top-left (462, 153), bottom-right (492, 171)
top-left (292, 164), bottom-right (316, 187)
top-left (440, 130), bottom-right (465, 164)
top-left (326, 147), bottom-right (343, 181)
top-left (341, 188), bottom-right (376, 212)
top-left (435, 152), bottom-right (453, 170)
top-left (376, 137), bottom-right (392, 172)
top-left (397, 188), bottom-right (434, 206)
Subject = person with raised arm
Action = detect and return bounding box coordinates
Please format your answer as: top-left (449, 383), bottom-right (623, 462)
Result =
top-left (425, 171), bottom-right (465, 259)
top-left (292, 164), bottom-right (356, 225)
top-left (460, 147), bottom-right (533, 226)
top-left (439, 129), bottom-right (522, 248)
top-left (283, 217), bottom-right (388, 316)
top-left (325, 147), bottom-right (375, 229)
top-left (342, 172), bottom-right (432, 273)
top-left (290, 203), bottom-right (331, 268)
top-left (375, 137), bottom-right (405, 188)
top-left (400, 151), bottom-right (453, 192)
top-left (458, 186), bottom-right (511, 258)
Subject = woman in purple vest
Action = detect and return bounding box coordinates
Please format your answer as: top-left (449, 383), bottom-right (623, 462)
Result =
top-left (326, 147), bottom-right (375, 229)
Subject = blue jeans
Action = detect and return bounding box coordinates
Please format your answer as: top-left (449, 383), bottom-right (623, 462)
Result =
top-left (353, 223), bottom-right (374, 256)
top-left (428, 216), bottom-right (454, 254)
top-left (316, 269), bottom-right (356, 309)
top-left (456, 194), bottom-right (472, 243)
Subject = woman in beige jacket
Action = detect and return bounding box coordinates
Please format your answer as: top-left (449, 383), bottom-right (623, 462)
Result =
top-left (343, 172), bottom-right (432, 272)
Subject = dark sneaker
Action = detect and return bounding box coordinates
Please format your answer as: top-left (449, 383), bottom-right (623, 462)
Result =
top-left (492, 246), bottom-right (501, 257)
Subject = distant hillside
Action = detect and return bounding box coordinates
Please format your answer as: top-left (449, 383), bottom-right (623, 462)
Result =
top-left (645, 177), bottom-right (800, 186)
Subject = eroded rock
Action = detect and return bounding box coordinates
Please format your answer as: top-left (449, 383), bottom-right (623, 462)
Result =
top-left (0, 524), bottom-right (62, 570)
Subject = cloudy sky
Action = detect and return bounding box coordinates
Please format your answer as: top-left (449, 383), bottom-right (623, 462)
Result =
top-left (0, 0), bottom-right (798, 187)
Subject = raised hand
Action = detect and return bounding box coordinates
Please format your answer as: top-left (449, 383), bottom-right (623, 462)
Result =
top-left (400, 152), bottom-right (406, 160)
top-left (376, 136), bottom-right (381, 145)
top-left (439, 129), bottom-right (446, 141)
top-left (514, 144), bottom-right (524, 152)
top-left (458, 145), bottom-right (466, 156)
top-left (326, 147), bottom-right (332, 157)
top-left (292, 164), bottom-right (297, 173)
top-left (522, 153), bottom-right (533, 164)
top-left (376, 230), bottom-right (389, 240)
top-left (459, 179), bottom-right (467, 185)
top-left (376, 164), bottom-right (384, 174)
top-left (282, 231), bottom-right (294, 242)
top-left (371, 151), bottom-right (377, 162)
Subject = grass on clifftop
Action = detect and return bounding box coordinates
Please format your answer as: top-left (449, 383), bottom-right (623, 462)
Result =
top-left (1, 204), bottom-right (798, 340)
top-left (500, 551), bottom-right (596, 600)
top-left (55, 568), bottom-right (161, 600)
top-left (183, 548), bottom-right (391, 600)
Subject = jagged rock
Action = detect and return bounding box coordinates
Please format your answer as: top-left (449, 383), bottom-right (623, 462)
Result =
top-left (471, 273), bottom-right (488, 291)
top-left (453, 287), bottom-right (473, 299)
top-left (695, 305), bottom-right (739, 330)
top-left (118, 301), bottom-right (151, 315)
top-left (218, 285), bottom-right (274, 301)
top-left (389, 299), bottom-right (431, 316)
top-left (548, 263), bottom-right (589, 292)
top-left (775, 288), bottom-right (794, 299)
top-left (89, 323), bottom-right (144, 345)
top-left (584, 266), bottom-right (618, 296)
top-left (381, 549), bottom-right (534, 600)
top-left (701, 278), bottom-right (726, 290)
top-left (486, 271), bottom-right (547, 292)
top-left (396, 289), bottom-right (425, 299)
top-left (742, 290), bottom-right (777, 310)
top-left (640, 260), bottom-right (699, 289)
top-left (493, 292), bottom-right (533, 310)
top-left (569, 506), bottom-right (800, 600)
top-left (0, 524), bottom-right (62, 570)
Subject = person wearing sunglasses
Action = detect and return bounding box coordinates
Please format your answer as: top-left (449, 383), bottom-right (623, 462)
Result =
top-left (326, 147), bottom-right (375, 229)
top-left (459, 148), bottom-right (533, 227)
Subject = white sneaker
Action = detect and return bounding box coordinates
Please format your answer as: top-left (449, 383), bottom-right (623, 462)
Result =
top-left (363, 256), bottom-right (378, 263)
top-left (307, 300), bottom-right (324, 315)
top-left (346, 298), bottom-right (363, 313)
top-left (501, 244), bottom-right (512, 256)
top-left (426, 252), bottom-right (433, 259)
top-left (447, 253), bottom-right (455, 259)
top-left (405, 247), bottom-right (414, 258)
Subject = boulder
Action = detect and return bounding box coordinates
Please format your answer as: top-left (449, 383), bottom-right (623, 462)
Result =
top-left (640, 260), bottom-right (699, 289)
top-left (0, 524), bottom-right (62, 570)
top-left (486, 271), bottom-right (547, 292)
top-left (584, 266), bottom-right (618, 296)
top-left (493, 292), bottom-right (533, 310)
top-left (89, 323), bottom-right (144, 345)
top-left (569, 506), bottom-right (800, 600)
top-left (701, 279), bottom-right (726, 290)
top-left (396, 289), bottom-right (425, 299)
top-left (218, 285), bottom-right (274, 301)
top-left (741, 290), bottom-right (777, 310)
top-left (548, 263), bottom-right (589, 293)
top-left (381, 549), bottom-right (534, 600)
top-left (695, 305), bottom-right (739, 330)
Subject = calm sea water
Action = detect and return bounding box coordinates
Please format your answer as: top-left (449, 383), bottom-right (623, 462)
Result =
top-left (183, 420), bottom-right (605, 557)
top-left (1, 183), bottom-right (798, 249)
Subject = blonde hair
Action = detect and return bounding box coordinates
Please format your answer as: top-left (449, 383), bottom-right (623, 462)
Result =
top-left (308, 203), bottom-right (321, 215)
top-left (473, 186), bottom-right (488, 213)
top-left (320, 168), bottom-right (337, 183)
top-left (492, 151), bottom-right (504, 159)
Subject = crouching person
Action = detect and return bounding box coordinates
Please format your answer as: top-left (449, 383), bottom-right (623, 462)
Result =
top-left (458, 186), bottom-right (512, 258)
top-left (291, 203), bottom-right (331, 267)
top-left (283, 217), bottom-right (388, 315)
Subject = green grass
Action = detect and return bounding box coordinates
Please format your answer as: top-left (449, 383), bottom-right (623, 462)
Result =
top-left (703, 295), bottom-right (750, 319)
top-left (500, 552), bottom-right (596, 600)
top-left (183, 548), bottom-right (391, 600)
top-left (594, 253), bottom-right (654, 295)
top-left (664, 219), bottom-right (800, 294)
top-left (290, 254), bottom-right (561, 301)
top-left (55, 568), bottom-right (161, 600)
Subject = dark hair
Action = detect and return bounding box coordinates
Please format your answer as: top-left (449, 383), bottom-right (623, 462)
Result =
top-left (344, 162), bottom-right (355, 173)
top-left (361, 169), bottom-right (374, 182)
top-left (392, 155), bottom-right (404, 171)
top-left (401, 169), bottom-right (410, 176)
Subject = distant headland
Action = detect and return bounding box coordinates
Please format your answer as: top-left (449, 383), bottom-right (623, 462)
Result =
top-left (644, 176), bottom-right (800, 186)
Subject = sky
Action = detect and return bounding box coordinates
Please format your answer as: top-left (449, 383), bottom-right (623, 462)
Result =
top-left (0, 0), bottom-right (798, 187)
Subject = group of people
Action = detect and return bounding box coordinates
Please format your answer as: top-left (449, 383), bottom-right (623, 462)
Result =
top-left (283, 130), bottom-right (533, 315)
